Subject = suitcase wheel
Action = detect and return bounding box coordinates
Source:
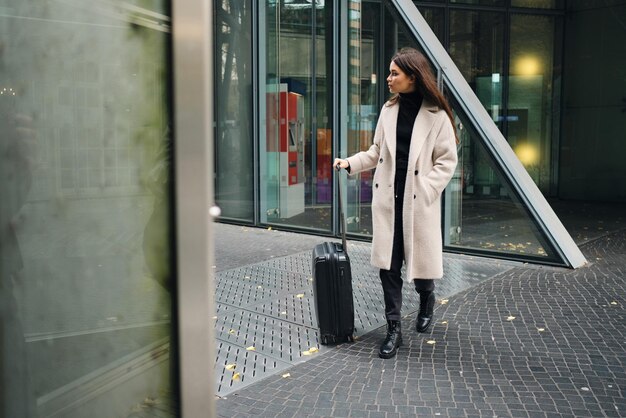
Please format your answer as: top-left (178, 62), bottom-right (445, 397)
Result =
top-left (347, 335), bottom-right (355, 343)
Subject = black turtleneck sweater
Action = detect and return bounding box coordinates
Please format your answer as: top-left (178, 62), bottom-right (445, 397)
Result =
top-left (396, 90), bottom-right (423, 178)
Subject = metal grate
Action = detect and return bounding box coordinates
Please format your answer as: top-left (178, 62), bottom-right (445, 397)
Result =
top-left (214, 340), bottom-right (291, 395)
top-left (213, 243), bottom-right (515, 396)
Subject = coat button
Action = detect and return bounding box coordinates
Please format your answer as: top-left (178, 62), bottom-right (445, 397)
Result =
top-left (414, 170), bottom-right (418, 175)
top-left (413, 194), bottom-right (416, 199)
top-left (379, 158), bottom-right (383, 163)
top-left (375, 183), bottom-right (379, 188)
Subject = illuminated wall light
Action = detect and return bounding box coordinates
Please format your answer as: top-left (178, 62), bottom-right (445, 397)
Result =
top-left (515, 56), bottom-right (541, 76)
top-left (515, 142), bottom-right (539, 166)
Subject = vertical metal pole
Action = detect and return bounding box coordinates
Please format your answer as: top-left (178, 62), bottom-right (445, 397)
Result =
top-left (258, 0), bottom-right (269, 224)
top-left (336, 1), bottom-right (349, 237)
top-left (172, 0), bottom-right (215, 416)
top-left (311, 2), bottom-right (318, 209)
top-left (253, 0), bottom-right (261, 225)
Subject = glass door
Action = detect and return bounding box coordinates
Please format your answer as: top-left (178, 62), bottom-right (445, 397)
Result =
top-left (0, 1), bottom-right (177, 416)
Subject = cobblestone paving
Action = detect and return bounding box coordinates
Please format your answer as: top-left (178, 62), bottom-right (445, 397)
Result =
top-left (216, 229), bottom-right (626, 417)
top-left (213, 225), bottom-right (515, 397)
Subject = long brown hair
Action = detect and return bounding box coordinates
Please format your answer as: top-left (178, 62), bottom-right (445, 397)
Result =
top-left (387, 47), bottom-right (457, 141)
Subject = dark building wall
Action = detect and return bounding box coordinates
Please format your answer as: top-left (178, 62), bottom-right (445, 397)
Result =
top-left (560, 1), bottom-right (626, 201)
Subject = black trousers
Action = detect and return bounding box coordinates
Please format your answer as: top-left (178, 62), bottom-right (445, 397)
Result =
top-left (379, 173), bottom-right (434, 321)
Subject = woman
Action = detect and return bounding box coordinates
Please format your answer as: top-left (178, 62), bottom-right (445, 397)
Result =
top-left (334, 48), bottom-right (458, 359)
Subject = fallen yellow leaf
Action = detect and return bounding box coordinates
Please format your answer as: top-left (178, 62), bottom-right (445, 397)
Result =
top-left (507, 316), bottom-right (516, 321)
top-left (225, 364), bottom-right (236, 370)
top-left (232, 373), bottom-right (240, 381)
top-left (537, 328), bottom-right (545, 332)
top-left (246, 346), bottom-right (255, 351)
top-left (282, 373), bottom-right (291, 378)
top-left (440, 321), bottom-right (448, 324)
top-left (228, 329), bottom-right (236, 334)
top-left (280, 311), bottom-right (287, 315)
top-left (296, 293), bottom-right (305, 299)
top-left (426, 340), bottom-right (436, 345)
top-left (257, 285), bottom-right (263, 289)
top-left (439, 299), bottom-right (449, 305)
top-left (309, 347), bottom-right (319, 353)
top-left (610, 301), bottom-right (618, 305)
top-left (302, 350), bottom-right (312, 356)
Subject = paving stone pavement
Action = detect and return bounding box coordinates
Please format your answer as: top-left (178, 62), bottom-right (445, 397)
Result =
top-left (215, 227), bottom-right (626, 418)
top-left (212, 224), bottom-right (518, 397)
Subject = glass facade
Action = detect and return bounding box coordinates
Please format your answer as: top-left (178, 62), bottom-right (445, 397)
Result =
top-left (210, 0), bottom-right (623, 264)
top-left (0, 1), bottom-right (176, 416)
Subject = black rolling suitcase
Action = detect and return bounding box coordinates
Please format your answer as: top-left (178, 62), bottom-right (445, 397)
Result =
top-left (312, 164), bottom-right (355, 345)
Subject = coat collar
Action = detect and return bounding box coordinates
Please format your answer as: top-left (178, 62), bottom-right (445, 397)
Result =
top-left (383, 99), bottom-right (439, 167)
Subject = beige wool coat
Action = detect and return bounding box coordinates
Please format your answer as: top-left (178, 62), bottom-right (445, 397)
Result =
top-left (346, 100), bottom-right (458, 281)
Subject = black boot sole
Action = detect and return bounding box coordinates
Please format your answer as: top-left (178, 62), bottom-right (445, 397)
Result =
top-left (378, 338), bottom-right (402, 359)
top-left (415, 322), bottom-right (432, 333)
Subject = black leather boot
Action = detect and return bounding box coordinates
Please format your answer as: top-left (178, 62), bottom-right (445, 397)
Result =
top-left (379, 320), bottom-right (402, 359)
top-left (415, 291), bottom-right (435, 333)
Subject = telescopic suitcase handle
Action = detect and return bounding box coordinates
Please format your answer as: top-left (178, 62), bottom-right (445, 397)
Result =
top-left (335, 163), bottom-right (348, 254)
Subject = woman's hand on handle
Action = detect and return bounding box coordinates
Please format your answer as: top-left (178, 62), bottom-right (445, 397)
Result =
top-left (333, 158), bottom-right (350, 171)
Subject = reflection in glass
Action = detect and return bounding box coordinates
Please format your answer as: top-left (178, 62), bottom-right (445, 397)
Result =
top-left (0, 1), bottom-right (176, 416)
top-left (508, 13), bottom-right (556, 194)
top-left (450, 10), bottom-right (505, 128)
top-left (215, 1), bottom-right (254, 221)
top-left (420, 7), bottom-right (445, 42)
top-left (445, 101), bottom-right (558, 260)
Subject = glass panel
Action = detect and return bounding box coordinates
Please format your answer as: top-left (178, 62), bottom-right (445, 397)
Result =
top-left (1, 1), bottom-right (176, 417)
top-left (450, 10), bottom-right (505, 131)
top-left (508, 14), bottom-right (556, 194)
top-left (313, 3), bottom-right (335, 227)
top-left (444, 101), bottom-right (557, 261)
top-left (420, 7), bottom-right (446, 43)
top-left (450, 0), bottom-right (506, 7)
top-left (260, 1), bottom-right (282, 224)
top-left (215, 1), bottom-right (254, 221)
top-left (511, 0), bottom-right (563, 9)
top-left (445, 98), bottom-right (559, 260)
top-left (345, 1), bottom-right (380, 236)
top-left (261, 0), bottom-right (332, 230)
